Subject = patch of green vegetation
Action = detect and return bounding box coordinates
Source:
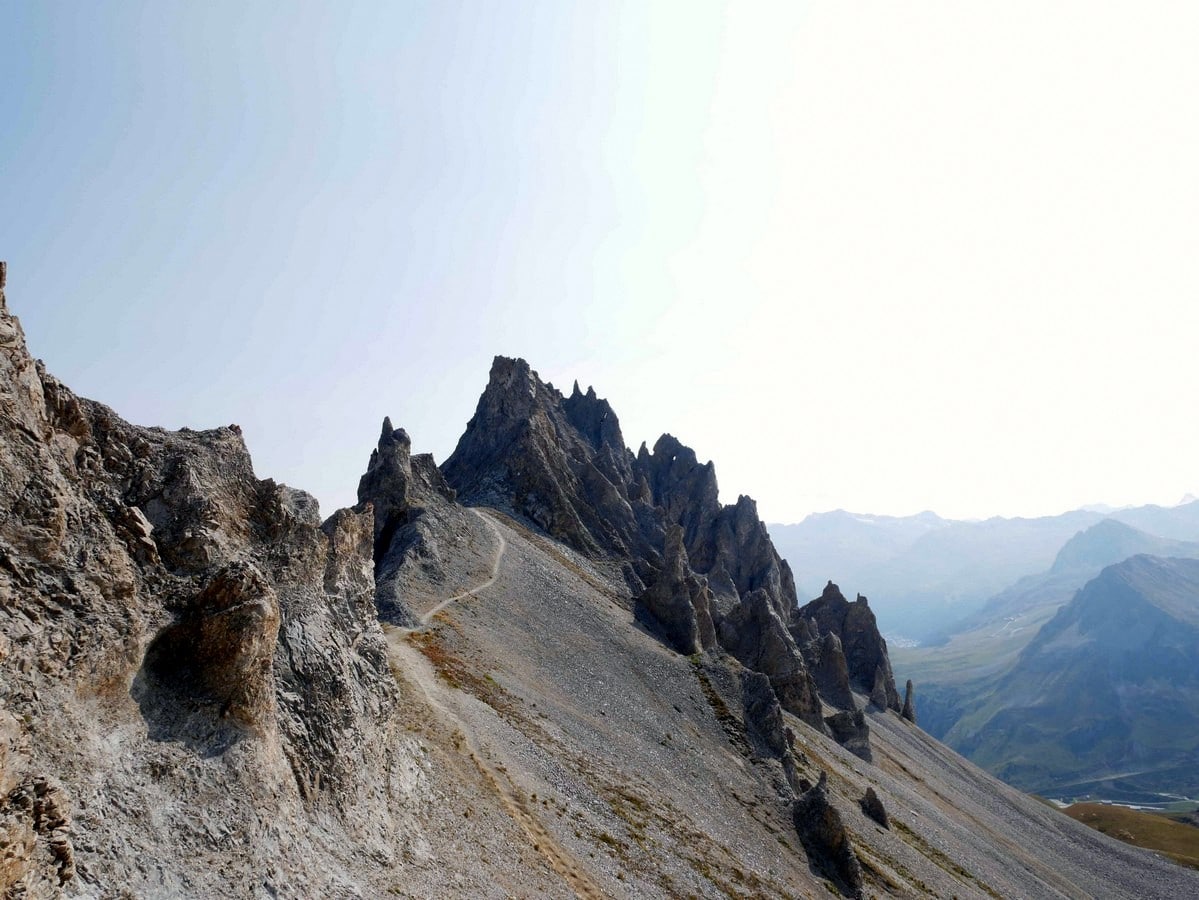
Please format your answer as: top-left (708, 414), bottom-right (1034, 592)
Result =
top-left (1064, 803), bottom-right (1199, 870)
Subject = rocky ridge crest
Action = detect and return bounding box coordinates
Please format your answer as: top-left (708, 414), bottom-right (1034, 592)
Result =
top-left (440, 357), bottom-right (903, 735)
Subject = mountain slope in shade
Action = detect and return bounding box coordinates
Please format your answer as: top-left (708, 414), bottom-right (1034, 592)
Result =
top-left (946, 555), bottom-right (1199, 801)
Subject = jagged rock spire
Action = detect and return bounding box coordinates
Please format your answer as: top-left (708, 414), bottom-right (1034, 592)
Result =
top-left (902, 680), bottom-right (917, 724)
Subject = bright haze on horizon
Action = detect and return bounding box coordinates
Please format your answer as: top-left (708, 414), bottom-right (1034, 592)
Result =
top-left (2, 2), bottom-right (1197, 523)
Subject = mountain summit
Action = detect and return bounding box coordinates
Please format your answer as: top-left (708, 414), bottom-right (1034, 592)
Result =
top-left (440, 356), bottom-right (900, 729)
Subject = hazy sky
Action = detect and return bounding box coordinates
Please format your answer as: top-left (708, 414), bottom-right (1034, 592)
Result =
top-left (3, 2), bottom-right (1197, 523)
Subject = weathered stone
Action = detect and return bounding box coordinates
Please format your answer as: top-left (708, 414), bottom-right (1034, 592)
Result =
top-left (792, 772), bottom-right (864, 899)
top-left (718, 590), bottom-right (825, 731)
top-left (798, 583), bottom-right (901, 711)
top-left (902, 679), bottom-right (917, 723)
top-left (138, 561), bottom-right (281, 736)
top-left (442, 357), bottom-right (644, 557)
top-left (357, 417), bottom-right (460, 625)
top-left (0, 267), bottom-right (411, 896)
top-left (824, 708), bottom-right (873, 763)
top-left (859, 787), bottom-right (889, 829)
top-left (742, 670), bottom-right (788, 757)
top-left (637, 525), bottom-right (718, 654)
top-left (869, 665), bottom-right (891, 710)
top-left (803, 631), bottom-right (855, 710)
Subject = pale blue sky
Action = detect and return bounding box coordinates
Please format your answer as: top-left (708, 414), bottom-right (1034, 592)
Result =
top-left (3, 2), bottom-right (1198, 522)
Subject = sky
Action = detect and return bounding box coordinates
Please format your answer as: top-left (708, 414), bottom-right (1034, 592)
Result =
top-left (2, 1), bottom-right (1197, 523)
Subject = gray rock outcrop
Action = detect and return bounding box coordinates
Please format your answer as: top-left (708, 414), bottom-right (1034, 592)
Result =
top-left (718, 591), bottom-right (825, 730)
top-left (798, 583), bottom-right (902, 711)
top-left (802, 631), bottom-right (856, 710)
top-left (859, 787), bottom-right (889, 828)
top-left (824, 709), bottom-right (873, 763)
top-left (902, 679), bottom-right (917, 723)
top-left (0, 266), bottom-right (414, 896)
top-left (636, 525), bottom-right (716, 654)
top-left (792, 772), bottom-right (864, 899)
top-left (356, 417), bottom-right (459, 624)
top-left (869, 665), bottom-right (891, 710)
top-left (440, 357), bottom-right (844, 732)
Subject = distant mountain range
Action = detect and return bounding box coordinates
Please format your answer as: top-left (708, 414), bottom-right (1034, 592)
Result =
top-left (893, 520), bottom-right (1199, 748)
top-left (771, 501), bottom-right (1199, 642)
top-left (945, 555), bottom-right (1199, 802)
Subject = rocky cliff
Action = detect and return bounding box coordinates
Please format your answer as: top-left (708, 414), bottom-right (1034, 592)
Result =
top-left (0, 266), bottom-right (421, 897)
top-left (441, 356), bottom-right (901, 734)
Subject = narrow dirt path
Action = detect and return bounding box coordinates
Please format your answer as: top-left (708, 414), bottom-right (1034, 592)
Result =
top-left (418, 508), bottom-right (507, 626)
top-left (384, 509), bottom-right (606, 900)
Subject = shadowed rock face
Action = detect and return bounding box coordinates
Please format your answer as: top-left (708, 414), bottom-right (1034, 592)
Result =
top-left (824, 709), bottom-right (873, 763)
top-left (356, 417), bottom-right (458, 624)
top-left (859, 787), bottom-right (889, 829)
top-left (792, 772), bottom-right (864, 899)
top-left (802, 631), bottom-right (856, 711)
top-left (635, 525), bottom-right (715, 655)
top-left (442, 357), bottom-right (646, 557)
top-left (902, 680), bottom-right (917, 723)
top-left (799, 582), bottom-right (902, 712)
top-left (718, 591), bottom-right (825, 730)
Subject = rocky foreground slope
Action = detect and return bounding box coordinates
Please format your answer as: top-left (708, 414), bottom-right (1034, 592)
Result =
top-left (3, 265), bottom-right (1197, 897)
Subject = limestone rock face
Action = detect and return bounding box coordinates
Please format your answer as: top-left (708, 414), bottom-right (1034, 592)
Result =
top-left (440, 357), bottom-right (845, 730)
top-left (0, 268), bottom-right (414, 896)
top-left (637, 436), bottom-right (798, 617)
top-left (869, 665), bottom-right (891, 710)
top-left (799, 583), bottom-right (902, 711)
top-left (138, 560), bottom-right (281, 737)
top-left (802, 631), bottom-right (856, 711)
top-left (742, 670), bottom-right (789, 758)
top-left (792, 772), bottom-right (864, 899)
top-left (441, 357), bottom-right (644, 557)
top-left (636, 525), bottom-right (717, 654)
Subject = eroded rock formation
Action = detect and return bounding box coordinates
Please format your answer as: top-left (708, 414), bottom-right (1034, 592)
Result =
top-left (792, 772), bottom-right (864, 899)
top-left (0, 267), bottom-right (412, 896)
top-left (440, 357), bottom-right (836, 731)
top-left (799, 583), bottom-right (902, 712)
top-left (902, 679), bottom-right (918, 723)
top-left (859, 787), bottom-right (889, 829)
top-left (356, 417), bottom-right (459, 624)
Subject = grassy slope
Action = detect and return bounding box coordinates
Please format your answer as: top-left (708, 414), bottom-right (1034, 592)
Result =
top-left (1063, 803), bottom-right (1199, 870)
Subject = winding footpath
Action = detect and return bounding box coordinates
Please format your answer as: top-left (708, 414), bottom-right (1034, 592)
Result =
top-left (417, 508), bottom-right (507, 627)
top-left (384, 508), bottom-right (605, 900)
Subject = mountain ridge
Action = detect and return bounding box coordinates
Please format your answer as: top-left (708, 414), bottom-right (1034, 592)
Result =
top-left (4, 268), bottom-right (1197, 896)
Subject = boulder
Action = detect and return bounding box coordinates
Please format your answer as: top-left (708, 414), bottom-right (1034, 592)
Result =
top-left (859, 787), bottom-right (889, 828)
